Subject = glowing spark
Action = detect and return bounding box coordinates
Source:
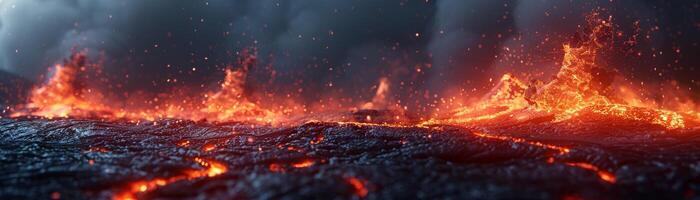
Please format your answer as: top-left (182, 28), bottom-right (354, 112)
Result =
top-left (346, 177), bottom-right (369, 197)
top-left (291, 160), bottom-right (315, 168)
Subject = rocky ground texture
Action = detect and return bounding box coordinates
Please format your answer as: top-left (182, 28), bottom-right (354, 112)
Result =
top-left (2, 112), bottom-right (700, 199)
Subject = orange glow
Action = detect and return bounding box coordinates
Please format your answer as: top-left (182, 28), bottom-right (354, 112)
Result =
top-left (87, 147), bottom-right (110, 153)
top-left (11, 53), bottom-right (111, 119)
top-left (291, 160), bottom-right (315, 168)
top-left (199, 66), bottom-right (280, 123)
top-left (9, 12), bottom-right (700, 129)
top-left (177, 140), bottom-right (191, 147)
top-left (429, 12), bottom-right (696, 130)
top-left (310, 135), bottom-right (324, 145)
top-left (268, 163), bottom-right (284, 172)
top-left (346, 177), bottom-right (368, 197)
top-left (473, 131), bottom-right (570, 155)
top-left (13, 51), bottom-right (294, 124)
top-left (113, 157), bottom-right (227, 200)
top-left (473, 130), bottom-right (616, 183)
top-left (566, 162), bottom-right (617, 183)
top-left (202, 144), bottom-right (216, 152)
top-left (360, 77), bottom-right (391, 110)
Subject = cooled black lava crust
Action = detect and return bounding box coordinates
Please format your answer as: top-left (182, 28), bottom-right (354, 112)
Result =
top-left (2, 116), bottom-right (700, 199)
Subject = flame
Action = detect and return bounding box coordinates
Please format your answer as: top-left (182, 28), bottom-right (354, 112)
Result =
top-left (9, 12), bottom-right (699, 130)
top-left (434, 13), bottom-right (695, 130)
top-left (13, 50), bottom-right (289, 124)
top-left (346, 177), bottom-right (369, 197)
top-left (12, 53), bottom-right (111, 119)
top-left (360, 77), bottom-right (391, 110)
top-left (113, 157), bottom-right (227, 200)
top-left (199, 51), bottom-right (280, 122)
top-left (200, 67), bottom-right (279, 123)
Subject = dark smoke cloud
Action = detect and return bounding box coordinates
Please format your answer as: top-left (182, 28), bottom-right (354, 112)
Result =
top-left (427, 0), bottom-right (516, 92)
top-left (495, 0), bottom-right (662, 76)
top-left (0, 0), bottom-right (437, 102)
top-left (0, 0), bottom-right (697, 104)
top-left (0, 0), bottom-right (247, 89)
top-left (226, 1), bottom-right (436, 101)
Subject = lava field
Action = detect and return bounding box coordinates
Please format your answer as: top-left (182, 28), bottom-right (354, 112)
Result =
top-left (3, 111), bottom-right (700, 200)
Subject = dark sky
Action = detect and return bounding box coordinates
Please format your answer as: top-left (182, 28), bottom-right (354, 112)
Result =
top-left (0, 0), bottom-right (698, 106)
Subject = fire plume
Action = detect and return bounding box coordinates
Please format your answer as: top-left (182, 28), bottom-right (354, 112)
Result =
top-left (13, 53), bottom-right (111, 119)
top-left (360, 77), bottom-right (391, 110)
top-left (434, 13), bottom-right (696, 130)
top-left (13, 50), bottom-right (288, 123)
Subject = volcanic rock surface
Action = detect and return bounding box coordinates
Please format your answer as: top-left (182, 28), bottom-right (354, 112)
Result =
top-left (2, 113), bottom-right (700, 200)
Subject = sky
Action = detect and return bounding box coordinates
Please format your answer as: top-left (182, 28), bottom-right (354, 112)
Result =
top-left (0, 0), bottom-right (698, 106)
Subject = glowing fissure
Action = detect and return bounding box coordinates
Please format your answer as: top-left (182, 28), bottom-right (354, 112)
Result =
top-left (113, 157), bottom-right (227, 200)
top-left (473, 130), bottom-right (615, 183)
top-left (565, 162), bottom-right (617, 183)
top-left (346, 177), bottom-right (369, 197)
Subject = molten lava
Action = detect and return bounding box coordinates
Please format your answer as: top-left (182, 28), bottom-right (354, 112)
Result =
top-left (113, 157), bottom-right (227, 200)
top-left (346, 177), bottom-right (369, 197)
top-left (474, 130), bottom-right (615, 184)
top-left (291, 159), bottom-right (315, 168)
top-left (431, 13), bottom-right (697, 130)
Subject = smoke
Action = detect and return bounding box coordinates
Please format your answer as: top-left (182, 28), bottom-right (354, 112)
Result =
top-left (0, 0), bottom-right (436, 101)
top-left (0, 0), bottom-right (247, 89)
top-left (0, 0), bottom-right (697, 104)
top-left (427, 0), bottom-right (516, 92)
top-left (227, 1), bottom-right (435, 101)
top-left (490, 0), bottom-right (661, 77)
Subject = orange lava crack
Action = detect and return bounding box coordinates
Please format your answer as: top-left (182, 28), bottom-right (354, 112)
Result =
top-left (473, 130), bottom-right (616, 184)
top-left (113, 157), bottom-right (228, 200)
top-left (346, 177), bottom-right (369, 198)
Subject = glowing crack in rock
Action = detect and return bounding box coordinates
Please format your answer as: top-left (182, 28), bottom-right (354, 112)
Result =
top-left (113, 157), bottom-right (227, 200)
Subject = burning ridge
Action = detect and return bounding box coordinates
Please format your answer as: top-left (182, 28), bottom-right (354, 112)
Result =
top-left (429, 12), bottom-right (699, 130)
